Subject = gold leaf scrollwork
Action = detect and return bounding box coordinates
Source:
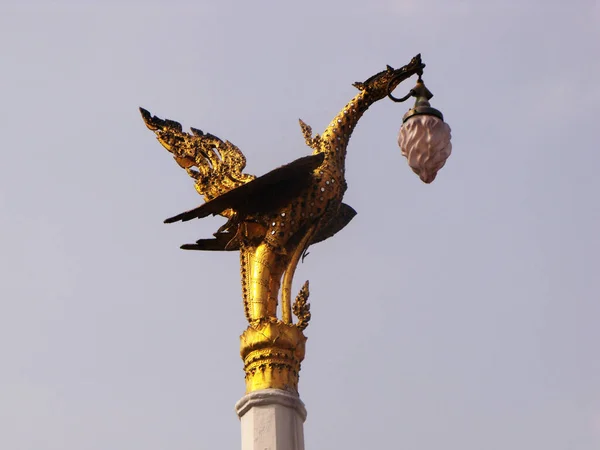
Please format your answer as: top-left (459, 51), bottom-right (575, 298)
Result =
top-left (292, 280), bottom-right (311, 331)
top-left (298, 119), bottom-right (321, 152)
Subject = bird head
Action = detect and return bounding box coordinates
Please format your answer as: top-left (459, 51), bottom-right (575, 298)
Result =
top-left (352, 54), bottom-right (425, 100)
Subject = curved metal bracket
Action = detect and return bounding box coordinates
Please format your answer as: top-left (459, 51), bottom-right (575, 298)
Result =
top-left (387, 67), bottom-right (425, 102)
top-left (387, 87), bottom-right (416, 103)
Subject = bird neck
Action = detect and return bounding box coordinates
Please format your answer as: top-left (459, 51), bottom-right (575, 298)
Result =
top-left (318, 89), bottom-right (383, 173)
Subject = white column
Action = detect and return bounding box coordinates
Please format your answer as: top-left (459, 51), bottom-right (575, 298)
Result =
top-left (235, 389), bottom-right (307, 450)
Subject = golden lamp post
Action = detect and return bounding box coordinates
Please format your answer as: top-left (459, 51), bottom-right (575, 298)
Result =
top-left (140, 53), bottom-right (451, 396)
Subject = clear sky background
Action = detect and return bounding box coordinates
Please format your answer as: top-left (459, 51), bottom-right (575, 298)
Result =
top-left (1, 1), bottom-right (599, 449)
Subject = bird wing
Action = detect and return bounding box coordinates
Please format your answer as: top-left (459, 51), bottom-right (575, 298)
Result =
top-left (179, 201), bottom-right (355, 252)
top-left (140, 108), bottom-right (256, 206)
top-left (311, 203), bottom-right (357, 245)
top-left (180, 231), bottom-right (239, 251)
top-left (164, 153), bottom-right (325, 223)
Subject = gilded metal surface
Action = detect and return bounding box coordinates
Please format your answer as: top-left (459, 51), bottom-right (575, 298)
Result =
top-left (141, 54), bottom-right (425, 394)
top-left (240, 321), bottom-right (306, 393)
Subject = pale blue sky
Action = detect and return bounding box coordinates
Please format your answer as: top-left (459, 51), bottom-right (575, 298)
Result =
top-left (1, 1), bottom-right (599, 449)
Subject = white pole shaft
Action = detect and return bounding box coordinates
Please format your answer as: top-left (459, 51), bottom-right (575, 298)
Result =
top-left (236, 389), bottom-right (307, 450)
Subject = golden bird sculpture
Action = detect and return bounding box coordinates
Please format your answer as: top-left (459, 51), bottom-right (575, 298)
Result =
top-left (141, 54), bottom-right (431, 394)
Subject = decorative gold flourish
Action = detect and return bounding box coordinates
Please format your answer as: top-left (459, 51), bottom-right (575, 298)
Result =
top-left (292, 281), bottom-right (311, 332)
top-left (140, 108), bottom-right (255, 207)
top-left (299, 119), bottom-right (321, 151)
top-left (141, 54), bottom-right (425, 394)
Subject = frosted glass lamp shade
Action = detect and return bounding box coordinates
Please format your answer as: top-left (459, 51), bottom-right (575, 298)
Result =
top-left (398, 115), bottom-right (452, 183)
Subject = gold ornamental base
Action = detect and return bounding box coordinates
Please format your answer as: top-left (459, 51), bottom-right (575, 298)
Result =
top-left (240, 320), bottom-right (307, 394)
